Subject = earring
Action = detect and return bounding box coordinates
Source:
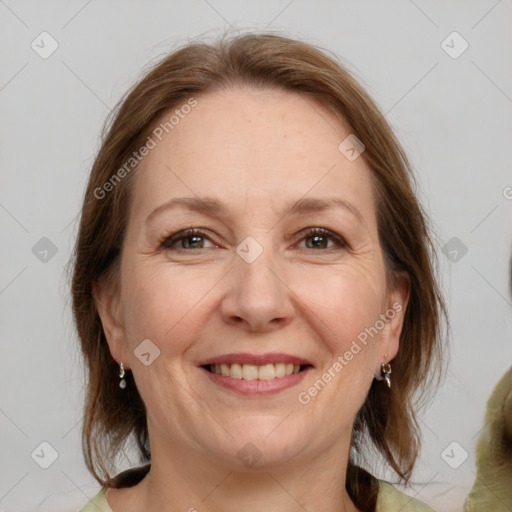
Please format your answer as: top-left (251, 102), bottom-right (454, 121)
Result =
top-left (381, 363), bottom-right (392, 388)
top-left (119, 362), bottom-right (127, 389)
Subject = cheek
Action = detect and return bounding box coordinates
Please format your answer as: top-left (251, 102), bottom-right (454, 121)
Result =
top-left (292, 266), bottom-right (386, 422)
top-left (290, 262), bottom-right (386, 354)
top-left (119, 260), bottom-right (223, 356)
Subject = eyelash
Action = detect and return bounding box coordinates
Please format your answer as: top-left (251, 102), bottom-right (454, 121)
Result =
top-left (160, 227), bottom-right (347, 251)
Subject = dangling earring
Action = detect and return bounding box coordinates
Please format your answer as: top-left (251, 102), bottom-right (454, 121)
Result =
top-left (119, 362), bottom-right (127, 389)
top-left (381, 362), bottom-right (392, 388)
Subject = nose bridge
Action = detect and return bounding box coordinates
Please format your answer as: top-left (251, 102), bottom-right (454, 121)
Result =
top-left (222, 234), bottom-right (294, 330)
top-left (238, 242), bottom-right (280, 293)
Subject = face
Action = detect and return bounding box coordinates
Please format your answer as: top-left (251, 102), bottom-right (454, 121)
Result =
top-left (97, 87), bottom-right (408, 471)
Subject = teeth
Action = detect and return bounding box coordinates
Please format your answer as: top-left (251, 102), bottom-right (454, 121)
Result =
top-left (258, 364), bottom-right (275, 380)
top-left (230, 363), bottom-right (243, 379)
top-left (208, 363), bottom-right (302, 379)
top-left (275, 363), bottom-right (286, 378)
top-left (242, 364), bottom-right (258, 380)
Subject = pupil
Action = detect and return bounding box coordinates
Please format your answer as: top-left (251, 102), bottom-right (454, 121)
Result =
top-left (308, 235), bottom-right (327, 249)
top-left (184, 236), bottom-right (203, 249)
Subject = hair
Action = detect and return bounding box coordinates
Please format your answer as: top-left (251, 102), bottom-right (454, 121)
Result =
top-left (71, 32), bottom-right (446, 511)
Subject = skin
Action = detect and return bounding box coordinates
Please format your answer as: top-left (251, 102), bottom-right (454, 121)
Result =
top-left (95, 87), bottom-right (409, 512)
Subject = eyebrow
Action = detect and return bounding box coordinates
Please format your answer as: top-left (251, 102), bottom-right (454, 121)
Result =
top-left (145, 196), bottom-right (364, 224)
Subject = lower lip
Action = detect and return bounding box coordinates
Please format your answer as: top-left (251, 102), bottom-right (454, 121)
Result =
top-left (200, 367), bottom-right (311, 395)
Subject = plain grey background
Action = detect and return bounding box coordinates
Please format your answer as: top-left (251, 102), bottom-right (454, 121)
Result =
top-left (1, 1), bottom-right (511, 511)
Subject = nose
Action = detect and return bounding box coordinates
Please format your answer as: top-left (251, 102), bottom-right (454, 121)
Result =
top-left (220, 247), bottom-right (295, 332)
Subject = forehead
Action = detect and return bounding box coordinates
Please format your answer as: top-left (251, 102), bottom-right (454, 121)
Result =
top-left (131, 87), bottom-right (376, 223)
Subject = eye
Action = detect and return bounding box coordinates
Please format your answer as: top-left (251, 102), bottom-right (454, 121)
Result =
top-left (160, 229), bottom-right (217, 250)
top-left (160, 227), bottom-right (347, 252)
top-left (297, 228), bottom-right (347, 250)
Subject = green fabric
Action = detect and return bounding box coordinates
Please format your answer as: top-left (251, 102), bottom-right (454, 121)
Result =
top-left (79, 488), bottom-right (111, 512)
top-left (377, 481), bottom-right (434, 511)
top-left (79, 480), bottom-right (434, 511)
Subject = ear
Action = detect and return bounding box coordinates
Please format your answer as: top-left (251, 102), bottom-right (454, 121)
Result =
top-left (380, 271), bottom-right (410, 362)
top-left (93, 275), bottom-right (130, 369)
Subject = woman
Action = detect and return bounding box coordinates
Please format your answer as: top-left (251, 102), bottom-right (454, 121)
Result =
top-left (73, 33), bottom-right (445, 512)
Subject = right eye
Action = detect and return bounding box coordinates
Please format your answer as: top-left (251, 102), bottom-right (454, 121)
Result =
top-left (160, 229), bottom-right (218, 250)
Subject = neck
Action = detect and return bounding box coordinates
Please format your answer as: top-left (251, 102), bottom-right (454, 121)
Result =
top-left (135, 435), bottom-right (360, 512)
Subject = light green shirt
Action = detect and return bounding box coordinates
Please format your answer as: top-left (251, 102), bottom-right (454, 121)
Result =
top-left (79, 480), bottom-right (434, 511)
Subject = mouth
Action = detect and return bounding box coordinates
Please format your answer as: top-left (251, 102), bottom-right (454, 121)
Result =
top-left (197, 353), bottom-right (314, 393)
top-left (203, 362), bottom-right (313, 380)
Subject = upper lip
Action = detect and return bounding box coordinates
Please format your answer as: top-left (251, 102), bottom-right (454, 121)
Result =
top-left (198, 353), bottom-right (314, 367)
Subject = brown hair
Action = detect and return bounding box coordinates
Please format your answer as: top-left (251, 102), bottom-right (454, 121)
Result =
top-left (71, 32), bottom-right (446, 511)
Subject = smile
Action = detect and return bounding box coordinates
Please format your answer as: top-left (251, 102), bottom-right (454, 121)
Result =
top-left (206, 363), bottom-right (307, 380)
top-left (198, 353), bottom-right (314, 394)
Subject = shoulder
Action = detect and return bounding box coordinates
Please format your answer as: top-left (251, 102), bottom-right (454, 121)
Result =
top-left (377, 480), bottom-right (435, 512)
top-left (78, 465), bottom-right (150, 511)
top-left (78, 488), bottom-right (112, 512)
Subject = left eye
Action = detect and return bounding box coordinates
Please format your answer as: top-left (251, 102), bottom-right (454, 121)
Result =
top-left (297, 228), bottom-right (346, 250)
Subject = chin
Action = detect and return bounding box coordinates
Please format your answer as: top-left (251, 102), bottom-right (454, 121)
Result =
top-left (211, 424), bottom-right (311, 471)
